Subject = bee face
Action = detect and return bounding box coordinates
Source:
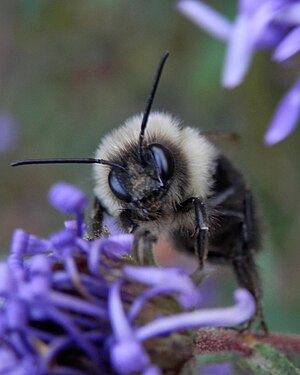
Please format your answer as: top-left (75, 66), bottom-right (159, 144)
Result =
top-left (107, 142), bottom-right (175, 219)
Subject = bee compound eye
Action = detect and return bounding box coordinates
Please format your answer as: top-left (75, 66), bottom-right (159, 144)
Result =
top-left (149, 143), bottom-right (174, 180)
top-left (108, 169), bottom-right (131, 202)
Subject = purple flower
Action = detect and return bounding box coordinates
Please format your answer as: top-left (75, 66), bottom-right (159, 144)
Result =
top-left (176, 0), bottom-right (232, 40)
top-left (48, 182), bottom-right (88, 215)
top-left (177, 0), bottom-right (300, 143)
top-left (199, 363), bottom-right (234, 375)
top-left (48, 182), bottom-right (88, 236)
top-left (0, 182), bottom-right (256, 374)
top-left (124, 265), bottom-right (201, 310)
top-left (135, 289), bottom-right (255, 341)
top-left (264, 77), bottom-right (300, 145)
top-left (108, 282), bottom-right (254, 374)
top-left (109, 281), bottom-right (159, 375)
top-left (177, 0), bottom-right (300, 86)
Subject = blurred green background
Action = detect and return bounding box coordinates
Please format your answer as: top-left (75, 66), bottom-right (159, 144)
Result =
top-left (1, 0), bottom-right (300, 333)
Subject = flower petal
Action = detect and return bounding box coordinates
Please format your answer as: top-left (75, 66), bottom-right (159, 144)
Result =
top-left (199, 363), bottom-right (234, 375)
top-left (222, 13), bottom-right (254, 87)
top-left (50, 229), bottom-right (75, 251)
top-left (124, 266), bottom-right (201, 309)
top-left (109, 281), bottom-right (133, 340)
top-left (0, 263), bottom-right (15, 295)
top-left (176, 0), bottom-right (232, 41)
top-left (278, 3), bottom-right (300, 24)
top-left (109, 282), bottom-right (151, 374)
top-left (110, 340), bottom-right (150, 375)
top-left (265, 77), bottom-right (300, 145)
top-left (48, 182), bottom-right (88, 214)
top-left (10, 228), bottom-right (29, 255)
top-left (137, 288), bottom-right (255, 341)
top-left (273, 26), bottom-right (300, 61)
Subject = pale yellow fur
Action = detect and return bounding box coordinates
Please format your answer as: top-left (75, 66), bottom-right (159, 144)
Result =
top-left (93, 112), bottom-right (217, 216)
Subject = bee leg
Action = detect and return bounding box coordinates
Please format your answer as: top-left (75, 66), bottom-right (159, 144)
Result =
top-left (119, 209), bottom-right (137, 233)
top-left (119, 210), bottom-right (157, 266)
top-left (191, 198), bottom-right (209, 285)
top-left (232, 192), bottom-right (268, 333)
top-left (193, 198), bottom-right (209, 266)
top-left (132, 228), bottom-right (158, 266)
top-left (88, 197), bottom-right (105, 240)
top-left (232, 245), bottom-right (268, 333)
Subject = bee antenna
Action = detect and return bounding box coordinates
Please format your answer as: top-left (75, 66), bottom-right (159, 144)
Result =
top-left (11, 158), bottom-right (127, 172)
top-left (138, 51), bottom-right (169, 164)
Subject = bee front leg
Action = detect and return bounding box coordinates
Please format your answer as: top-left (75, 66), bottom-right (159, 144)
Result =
top-left (88, 197), bottom-right (105, 240)
top-left (119, 210), bottom-right (157, 266)
top-left (193, 198), bottom-right (209, 267)
top-left (191, 198), bottom-right (209, 285)
top-left (175, 197), bottom-right (209, 284)
top-left (133, 228), bottom-right (158, 266)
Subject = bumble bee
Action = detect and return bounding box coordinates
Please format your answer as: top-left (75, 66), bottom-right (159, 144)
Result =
top-left (12, 52), bottom-right (267, 332)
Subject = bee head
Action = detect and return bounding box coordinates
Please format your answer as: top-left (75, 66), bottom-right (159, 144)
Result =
top-left (108, 141), bottom-right (174, 213)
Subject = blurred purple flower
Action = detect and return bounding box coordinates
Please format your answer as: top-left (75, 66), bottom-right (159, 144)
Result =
top-left (0, 182), bottom-right (256, 374)
top-left (177, 0), bottom-right (300, 144)
top-left (124, 265), bottom-right (201, 309)
top-left (48, 182), bottom-right (88, 236)
top-left (109, 281), bottom-right (160, 375)
top-left (265, 77), bottom-right (300, 145)
top-left (199, 363), bottom-right (234, 375)
top-left (0, 112), bottom-right (18, 154)
top-left (177, 0), bottom-right (300, 86)
top-left (136, 289), bottom-right (255, 341)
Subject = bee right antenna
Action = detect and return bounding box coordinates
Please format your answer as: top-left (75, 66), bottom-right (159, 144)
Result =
top-left (137, 51), bottom-right (169, 164)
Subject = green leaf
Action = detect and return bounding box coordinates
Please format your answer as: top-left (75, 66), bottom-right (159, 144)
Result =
top-left (241, 342), bottom-right (300, 375)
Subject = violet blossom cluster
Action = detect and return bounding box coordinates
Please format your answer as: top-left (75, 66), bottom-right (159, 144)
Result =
top-left (177, 0), bottom-right (300, 145)
top-left (0, 182), bottom-right (255, 374)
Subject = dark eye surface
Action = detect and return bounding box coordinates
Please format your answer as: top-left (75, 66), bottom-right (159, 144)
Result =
top-left (149, 143), bottom-right (174, 180)
top-left (108, 170), bottom-right (131, 202)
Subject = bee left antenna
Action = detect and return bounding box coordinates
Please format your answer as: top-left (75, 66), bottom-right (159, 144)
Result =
top-left (11, 158), bottom-right (127, 172)
top-left (138, 51), bottom-right (169, 164)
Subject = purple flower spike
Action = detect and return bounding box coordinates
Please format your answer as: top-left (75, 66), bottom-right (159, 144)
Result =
top-left (2, 182), bottom-right (265, 373)
top-left (200, 363), bottom-right (234, 375)
top-left (177, 1), bottom-right (300, 86)
top-left (136, 288), bottom-right (255, 341)
top-left (6, 299), bottom-right (28, 331)
top-left (177, 0), bottom-right (300, 143)
top-left (265, 77), bottom-right (300, 145)
top-left (26, 255), bottom-right (52, 297)
top-left (8, 229), bottom-right (29, 279)
top-left (27, 235), bottom-right (51, 254)
top-left (103, 213), bottom-right (123, 236)
top-left (10, 228), bottom-right (29, 255)
top-left (88, 235), bottom-right (133, 276)
top-left (50, 229), bottom-right (75, 251)
top-left (102, 234), bottom-right (134, 257)
top-left (0, 263), bottom-right (15, 295)
top-left (109, 282), bottom-right (154, 375)
top-left (48, 182), bottom-right (88, 215)
top-left (176, 0), bottom-right (232, 41)
top-left (222, 11), bottom-right (254, 88)
top-left (48, 183), bottom-right (87, 236)
top-left (124, 266), bottom-right (201, 309)
top-left (0, 349), bottom-right (18, 372)
top-left (273, 26), bottom-right (300, 62)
